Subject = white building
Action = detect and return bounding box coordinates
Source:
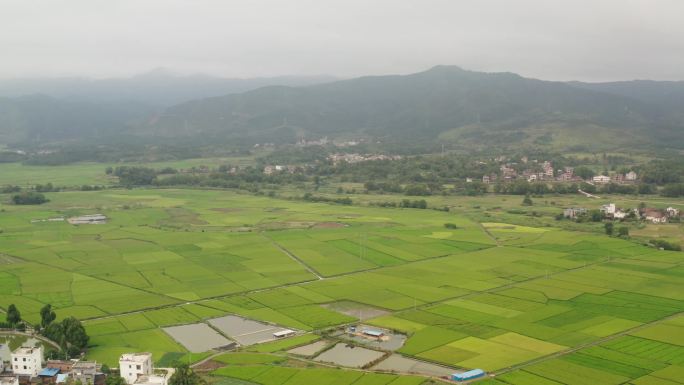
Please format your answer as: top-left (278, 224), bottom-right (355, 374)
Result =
top-left (134, 368), bottom-right (174, 385)
top-left (11, 346), bottom-right (43, 377)
top-left (625, 171), bottom-right (638, 181)
top-left (593, 175), bottom-right (611, 184)
top-left (119, 353), bottom-right (153, 385)
top-left (273, 329), bottom-right (296, 339)
top-left (666, 207), bottom-right (680, 217)
top-left (600, 203), bottom-right (616, 215)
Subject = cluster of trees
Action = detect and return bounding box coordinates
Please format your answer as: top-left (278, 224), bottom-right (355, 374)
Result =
top-left (12, 191), bottom-right (49, 205)
top-left (2, 303), bottom-right (89, 358)
top-left (604, 222), bottom-right (629, 238)
top-left (661, 183), bottom-right (684, 197)
top-left (39, 304), bottom-right (89, 357)
top-left (649, 239), bottom-right (682, 251)
top-left (4, 304), bottom-right (22, 328)
top-left (301, 193), bottom-right (352, 205)
top-left (494, 181), bottom-right (653, 196)
top-left (369, 199), bottom-right (429, 209)
top-left (1, 185), bottom-right (22, 193)
top-left (639, 159), bottom-right (684, 185)
top-left (108, 166), bottom-right (159, 186)
top-left (34, 183), bottom-right (60, 192)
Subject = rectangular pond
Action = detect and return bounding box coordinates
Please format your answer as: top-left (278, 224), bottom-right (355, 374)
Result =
top-left (287, 340), bottom-right (331, 357)
top-left (208, 315), bottom-right (296, 346)
top-left (372, 354), bottom-right (458, 377)
top-left (163, 323), bottom-right (234, 352)
top-left (313, 343), bottom-right (385, 368)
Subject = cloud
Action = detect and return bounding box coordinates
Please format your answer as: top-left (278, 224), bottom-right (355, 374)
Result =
top-left (0, 0), bottom-right (681, 81)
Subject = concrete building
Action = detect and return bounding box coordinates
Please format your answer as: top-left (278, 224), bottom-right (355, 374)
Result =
top-left (563, 208), bottom-right (586, 219)
top-left (11, 346), bottom-right (43, 377)
top-left (70, 361), bottom-right (105, 385)
top-left (625, 171), bottom-right (638, 181)
top-left (119, 353), bottom-right (153, 385)
top-left (593, 175), bottom-right (611, 184)
top-left (134, 368), bottom-right (174, 385)
top-left (46, 361), bottom-right (74, 373)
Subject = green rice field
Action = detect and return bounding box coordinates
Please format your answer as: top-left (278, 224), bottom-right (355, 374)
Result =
top-left (0, 186), bottom-right (682, 384)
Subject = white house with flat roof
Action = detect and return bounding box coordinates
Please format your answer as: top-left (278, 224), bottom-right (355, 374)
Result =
top-left (119, 353), bottom-right (153, 385)
top-left (134, 368), bottom-right (174, 385)
top-left (11, 346), bottom-right (43, 377)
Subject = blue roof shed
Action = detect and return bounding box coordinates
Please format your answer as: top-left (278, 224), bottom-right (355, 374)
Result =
top-left (451, 369), bottom-right (485, 381)
top-left (39, 368), bottom-right (60, 377)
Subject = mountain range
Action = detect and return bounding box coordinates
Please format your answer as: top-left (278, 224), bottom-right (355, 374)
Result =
top-left (1, 66), bottom-right (683, 151)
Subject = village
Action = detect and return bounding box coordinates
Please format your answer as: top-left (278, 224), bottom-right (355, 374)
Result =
top-left (479, 159), bottom-right (639, 185)
top-left (0, 347), bottom-right (171, 385)
top-left (563, 203), bottom-right (681, 224)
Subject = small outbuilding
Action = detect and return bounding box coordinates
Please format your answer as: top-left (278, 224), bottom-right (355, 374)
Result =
top-left (361, 329), bottom-right (384, 338)
top-left (451, 369), bottom-right (485, 382)
top-left (273, 330), bottom-right (295, 339)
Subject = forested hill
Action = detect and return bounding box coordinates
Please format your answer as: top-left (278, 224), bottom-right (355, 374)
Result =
top-left (148, 66), bottom-right (684, 150)
top-left (1, 66), bottom-right (684, 151)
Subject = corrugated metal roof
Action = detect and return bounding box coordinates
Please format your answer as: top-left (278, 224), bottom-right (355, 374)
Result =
top-left (39, 368), bottom-right (60, 377)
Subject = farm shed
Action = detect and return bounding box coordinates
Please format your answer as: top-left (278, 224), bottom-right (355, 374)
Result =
top-left (452, 369), bottom-right (485, 381)
top-left (362, 329), bottom-right (385, 338)
top-left (273, 329), bottom-right (296, 338)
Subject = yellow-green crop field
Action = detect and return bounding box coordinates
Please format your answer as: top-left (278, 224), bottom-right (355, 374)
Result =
top-left (0, 187), bottom-right (682, 385)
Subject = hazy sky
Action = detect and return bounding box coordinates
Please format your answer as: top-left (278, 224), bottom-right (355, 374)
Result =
top-left (1, 0), bottom-right (682, 81)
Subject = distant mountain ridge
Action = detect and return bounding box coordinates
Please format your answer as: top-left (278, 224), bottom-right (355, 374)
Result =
top-left (0, 66), bottom-right (682, 150)
top-left (0, 70), bottom-right (338, 106)
top-left (149, 66), bottom-right (683, 150)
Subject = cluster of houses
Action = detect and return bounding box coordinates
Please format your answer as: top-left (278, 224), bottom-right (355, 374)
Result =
top-left (0, 347), bottom-right (170, 385)
top-left (478, 158), bottom-right (639, 185)
top-left (262, 164), bottom-right (301, 175)
top-left (327, 153), bottom-right (402, 166)
top-left (591, 171), bottom-right (638, 184)
top-left (564, 204), bottom-right (681, 224)
top-left (482, 162), bottom-right (573, 183)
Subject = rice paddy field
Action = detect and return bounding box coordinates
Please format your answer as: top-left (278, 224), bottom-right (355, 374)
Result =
top-left (0, 186), bottom-right (682, 385)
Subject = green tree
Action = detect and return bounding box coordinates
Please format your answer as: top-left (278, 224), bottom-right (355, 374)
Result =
top-left (6, 304), bottom-right (21, 326)
top-left (62, 317), bottom-right (89, 350)
top-left (12, 192), bottom-right (48, 205)
top-left (522, 194), bottom-right (533, 206)
top-left (590, 210), bottom-right (603, 222)
top-left (169, 363), bottom-right (204, 385)
top-left (40, 304), bottom-right (56, 329)
top-left (43, 316), bottom-right (89, 357)
top-left (105, 375), bottom-right (126, 385)
top-left (604, 222), bottom-right (614, 236)
top-left (617, 226), bottom-right (629, 238)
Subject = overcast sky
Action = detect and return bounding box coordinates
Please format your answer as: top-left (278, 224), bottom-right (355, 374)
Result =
top-left (1, 0), bottom-right (682, 81)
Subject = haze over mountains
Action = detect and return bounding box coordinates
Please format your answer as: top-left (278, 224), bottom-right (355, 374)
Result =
top-left (0, 69), bottom-right (337, 106)
top-left (1, 66), bottom-right (683, 151)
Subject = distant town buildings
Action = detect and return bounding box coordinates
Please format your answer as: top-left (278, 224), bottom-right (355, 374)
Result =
top-left (327, 153), bottom-right (401, 165)
top-left (592, 175), bottom-right (611, 184)
top-left (625, 171), bottom-right (638, 181)
top-left (563, 208), bottom-right (586, 219)
top-left (263, 165), bottom-right (300, 175)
